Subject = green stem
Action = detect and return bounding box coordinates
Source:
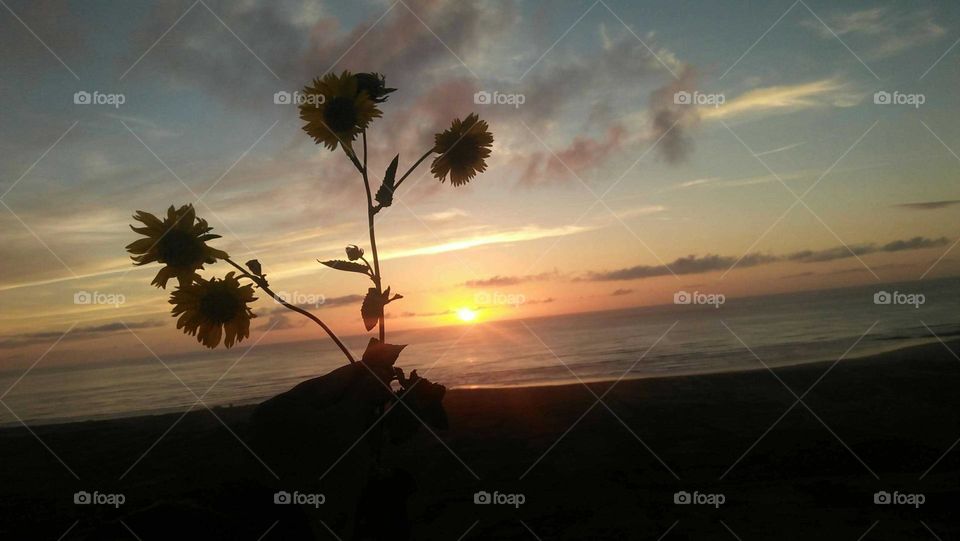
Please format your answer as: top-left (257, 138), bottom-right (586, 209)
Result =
top-left (224, 258), bottom-right (355, 364)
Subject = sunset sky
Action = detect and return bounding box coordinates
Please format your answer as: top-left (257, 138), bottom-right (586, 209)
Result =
top-left (2, 0), bottom-right (959, 368)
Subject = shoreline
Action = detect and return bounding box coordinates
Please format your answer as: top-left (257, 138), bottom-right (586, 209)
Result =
top-left (2, 336), bottom-right (959, 538)
top-left (2, 335), bottom-right (955, 432)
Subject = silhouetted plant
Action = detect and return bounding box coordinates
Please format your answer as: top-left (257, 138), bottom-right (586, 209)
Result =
top-left (126, 71), bottom-right (492, 506)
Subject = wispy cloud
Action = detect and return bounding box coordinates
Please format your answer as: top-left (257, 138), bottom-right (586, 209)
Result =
top-left (802, 7), bottom-right (946, 59)
top-left (381, 225), bottom-right (595, 260)
top-left (894, 200), bottom-right (960, 211)
top-left (702, 79), bottom-right (859, 121)
top-left (464, 270), bottom-right (560, 288)
top-left (583, 236), bottom-right (950, 281)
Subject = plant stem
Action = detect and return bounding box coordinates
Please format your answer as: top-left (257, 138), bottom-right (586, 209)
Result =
top-left (223, 258), bottom-right (355, 364)
top-left (392, 148), bottom-right (435, 191)
top-left (360, 130), bottom-right (386, 342)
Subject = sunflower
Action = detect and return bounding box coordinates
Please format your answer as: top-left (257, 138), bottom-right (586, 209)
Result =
top-left (169, 272), bottom-right (256, 349)
top-left (126, 205), bottom-right (228, 288)
top-left (354, 72), bottom-right (396, 103)
top-left (300, 71), bottom-right (382, 151)
top-left (430, 113), bottom-right (493, 186)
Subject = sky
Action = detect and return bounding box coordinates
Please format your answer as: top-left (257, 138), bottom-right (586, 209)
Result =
top-left (1, 0), bottom-right (959, 368)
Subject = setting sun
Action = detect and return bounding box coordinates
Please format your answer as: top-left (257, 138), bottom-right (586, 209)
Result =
top-left (456, 308), bottom-right (478, 323)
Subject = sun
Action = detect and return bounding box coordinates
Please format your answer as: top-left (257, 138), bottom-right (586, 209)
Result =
top-left (456, 307), bottom-right (477, 323)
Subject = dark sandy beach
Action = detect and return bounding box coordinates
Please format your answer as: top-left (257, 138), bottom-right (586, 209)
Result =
top-left (2, 340), bottom-right (959, 540)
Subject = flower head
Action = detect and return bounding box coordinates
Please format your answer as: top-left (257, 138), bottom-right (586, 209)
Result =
top-left (345, 245), bottom-right (364, 261)
top-left (126, 205), bottom-right (228, 288)
top-left (354, 72), bottom-right (396, 103)
top-left (169, 272), bottom-right (256, 349)
top-left (300, 71), bottom-right (382, 151)
top-left (430, 113), bottom-right (493, 186)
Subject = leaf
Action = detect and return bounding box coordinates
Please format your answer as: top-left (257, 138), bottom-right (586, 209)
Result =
top-left (375, 154), bottom-right (399, 208)
top-left (360, 337), bottom-right (407, 368)
top-left (245, 259), bottom-right (262, 276)
top-left (361, 288), bottom-right (386, 331)
top-left (319, 259), bottom-right (369, 275)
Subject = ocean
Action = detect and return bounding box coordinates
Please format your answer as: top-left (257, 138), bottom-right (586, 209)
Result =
top-left (2, 277), bottom-right (958, 427)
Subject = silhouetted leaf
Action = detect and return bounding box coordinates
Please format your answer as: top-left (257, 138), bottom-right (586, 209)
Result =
top-left (319, 259), bottom-right (369, 275)
top-left (245, 259), bottom-right (262, 276)
top-left (361, 288), bottom-right (386, 331)
top-left (375, 154), bottom-right (399, 208)
top-left (360, 337), bottom-right (407, 368)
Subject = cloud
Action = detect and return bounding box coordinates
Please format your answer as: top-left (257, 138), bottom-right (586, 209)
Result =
top-left (647, 66), bottom-right (698, 164)
top-left (519, 125), bottom-right (628, 186)
top-left (611, 288), bottom-right (633, 296)
top-left (802, 7), bottom-right (946, 59)
top-left (464, 270), bottom-right (560, 288)
top-left (423, 208), bottom-right (470, 222)
top-left (382, 225), bottom-right (594, 260)
top-left (584, 253), bottom-right (777, 281)
top-left (702, 79), bottom-right (859, 121)
top-left (894, 200), bottom-right (960, 211)
top-left (786, 236), bottom-right (949, 263)
top-left (2, 320), bottom-right (164, 347)
top-left (583, 236), bottom-right (951, 281)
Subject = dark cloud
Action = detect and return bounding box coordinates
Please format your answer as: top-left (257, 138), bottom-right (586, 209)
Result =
top-left (787, 236), bottom-right (949, 263)
top-left (894, 200), bottom-right (960, 210)
top-left (2, 320), bottom-right (164, 347)
top-left (611, 288), bottom-right (634, 296)
top-left (647, 66), bottom-right (698, 164)
top-left (584, 236), bottom-right (950, 281)
top-left (464, 270), bottom-right (560, 288)
top-left (584, 253), bottom-right (776, 281)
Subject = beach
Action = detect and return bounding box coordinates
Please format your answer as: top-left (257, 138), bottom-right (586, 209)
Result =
top-left (2, 339), bottom-right (959, 540)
